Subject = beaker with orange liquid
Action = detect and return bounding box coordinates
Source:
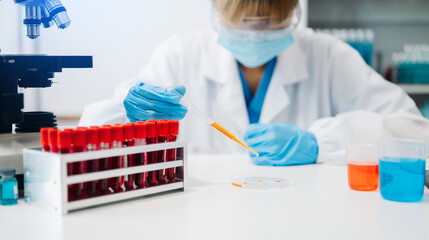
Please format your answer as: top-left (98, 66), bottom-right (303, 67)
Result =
top-left (347, 144), bottom-right (379, 191)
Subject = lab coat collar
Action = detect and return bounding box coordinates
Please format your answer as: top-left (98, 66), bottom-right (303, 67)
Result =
top-left (202, 32), bottom-right (309, 133)
top-left (259, 36), bottom-right (309, 123)
top-left (276, 35), bottom-right (309, 86)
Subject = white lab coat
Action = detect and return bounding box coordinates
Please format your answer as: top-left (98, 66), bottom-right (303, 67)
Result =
top-left (79, 28), bottom-right (429, 163)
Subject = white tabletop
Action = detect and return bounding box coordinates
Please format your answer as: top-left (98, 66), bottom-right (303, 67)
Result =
top-left (1, 154), bottom-right (428, 240)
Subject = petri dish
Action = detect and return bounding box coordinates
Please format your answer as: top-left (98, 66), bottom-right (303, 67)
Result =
top-left (230, 176), bottom-right (294, 190)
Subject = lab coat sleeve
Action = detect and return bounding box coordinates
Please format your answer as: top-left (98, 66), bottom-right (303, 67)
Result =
top-left (308, 38), bottom-right (429, 164)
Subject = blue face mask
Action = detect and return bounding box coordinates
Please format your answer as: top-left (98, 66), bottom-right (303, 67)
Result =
top-left (218, 29), bottom-right (295, 68)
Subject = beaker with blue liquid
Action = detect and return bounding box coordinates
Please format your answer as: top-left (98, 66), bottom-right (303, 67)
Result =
top-left (378, 139), bottom-right (427, 203)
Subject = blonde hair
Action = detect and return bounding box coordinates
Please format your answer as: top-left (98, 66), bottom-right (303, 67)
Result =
top-left (213, 0), bottom-right (298, 24)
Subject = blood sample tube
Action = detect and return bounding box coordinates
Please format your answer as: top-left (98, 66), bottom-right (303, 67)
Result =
top-left (85, 127), bottom-right (100, 197)
top-left (58, 130), bottom-right (73, 154)
top-left (156, 120), bottom-right (169, 184)
top-left (69, 128), bottom-right (88, 201)
top-left (123, 123), bottom-right (136, 191)
top-left (48, 128), bottom-right (59, 153)
top-left (40, 128), bottom-right (52, 152)
top-left (146, 121), bottom-right (158, 187)
top-left (73, 128), bottom-right (88, 153)
top-left (134, 122), bottom-right (147, 189)
top-left (98, 126), bottom-right (112, 195)
top-left (166, 120), bottom-right (179, 183)
top-left (109, 125), bottom-right (124, 193)
top-left (58, 129), bottom-right (74, 202)
top-left (115, 124), bottom-right (126, 188)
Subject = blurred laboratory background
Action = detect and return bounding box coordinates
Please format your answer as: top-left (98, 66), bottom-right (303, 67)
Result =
top-left (1, 0), bottom-right (428, 121)
top-left (309, 0), bottom-right (429, 118)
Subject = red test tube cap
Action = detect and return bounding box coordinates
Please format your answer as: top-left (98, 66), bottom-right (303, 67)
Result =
top-left (168, 120), bottom-right (179, 136)
top-left (135, 122), bottom-right (147, 139)
top-left (146, 121), bottom-right (157, 138)
top-left (40, 128), bottom-right (51, 145)
top-left (148, 120), bottom-right (158, 127)
top-left (111, 124), bottom-right (124, 142)
top-left (157, 120), bottom-right (169, 137)
top-left (48, 128), bottom-right (59, 147)
top-left (73, 128), bottom-right (87, 147)
top-left (58, 130), bottom-right (73, 149)
top-left (99, 126), bottom-right (112, 143)
top-left (87, 127), bottom-right (99, 145)
top-left (123, 123), bottom-right (135, 141)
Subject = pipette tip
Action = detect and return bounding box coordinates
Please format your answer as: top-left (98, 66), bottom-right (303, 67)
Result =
top-left (250, 149), bottom-right (260, 157)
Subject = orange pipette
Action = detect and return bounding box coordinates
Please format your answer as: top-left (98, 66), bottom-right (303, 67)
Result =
top-left (211, 122), bottom-right (259, 156)
top-left (168, 88), bottom-right (259, 156)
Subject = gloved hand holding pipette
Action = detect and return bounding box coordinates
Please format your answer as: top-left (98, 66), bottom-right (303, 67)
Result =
top-left (124, 83), bottom-right (188, 121)
top-left (244, 123), bottom-right (319, 166)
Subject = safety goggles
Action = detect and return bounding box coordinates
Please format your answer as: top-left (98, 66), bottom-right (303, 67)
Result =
top-left (213, 2), bottom-right (301, 42)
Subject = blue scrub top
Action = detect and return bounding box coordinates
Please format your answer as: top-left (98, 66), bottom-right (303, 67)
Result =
top-left (238, 57), bottom-right (277, 123)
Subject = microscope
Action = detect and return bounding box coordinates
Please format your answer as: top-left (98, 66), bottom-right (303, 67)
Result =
top-left (0, 0), bottom-right (93, 194)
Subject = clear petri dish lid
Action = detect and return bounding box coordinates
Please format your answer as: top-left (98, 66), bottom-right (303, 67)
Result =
top-left (230, 176), bottom-right (294, 190)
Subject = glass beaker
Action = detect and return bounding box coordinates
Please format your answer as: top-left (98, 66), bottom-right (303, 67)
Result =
top-left (378, 139), bottom-right (427, 202)
top-left (347, 144), bottom-right (379, 191)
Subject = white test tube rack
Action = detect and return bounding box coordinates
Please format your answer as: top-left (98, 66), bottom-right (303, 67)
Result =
top-left (23, 141), bottom-right (186, 215)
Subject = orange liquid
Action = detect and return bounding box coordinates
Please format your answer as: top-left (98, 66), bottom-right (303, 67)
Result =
top-left (347, 161), bottom-right (379, 191)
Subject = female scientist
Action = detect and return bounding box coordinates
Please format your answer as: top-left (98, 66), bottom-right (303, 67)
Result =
top-left (80, 0), bottom-right (429, 165)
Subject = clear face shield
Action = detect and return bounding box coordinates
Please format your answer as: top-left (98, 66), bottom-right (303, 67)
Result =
top-left (212, 2), bottom-right (301, 42)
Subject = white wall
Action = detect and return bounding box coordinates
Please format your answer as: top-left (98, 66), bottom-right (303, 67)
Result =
top-left (0, 1), bottom-right (20, 53)
top-left (38, 0), bottom-right (213, 117)
top-left (1, 0), bottom-right (308, 118)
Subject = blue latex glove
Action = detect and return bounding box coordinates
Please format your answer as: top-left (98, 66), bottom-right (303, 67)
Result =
top-left (124, 82), bottom-right (188, 121)
top-left (244, 123), bottom-right (319, 166)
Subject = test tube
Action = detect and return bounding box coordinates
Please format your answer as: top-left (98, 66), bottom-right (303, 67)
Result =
top-left (69, 128), bottom-right (88, 201)
top-left (134, 122), bottom-right (147, 189)
top-left (146, 121), bottom-right (158, 187)
top-left (85, 127), bottom-right (100, 197)
top-left (58, 130), bottom-right (73, 154)
top-left (156, 120), bottom-right (169, 184)
top-left (40, 128), bottom-right (51, 152)
top-left (109, 125), bottom-right (124, 193)
top-left (98, 126), bottom-right (112, 195)
top-left (123, 123), bottom-right (136, 191)
top-left (58, 129), bottom-right (73, 201)
top-left (48, 128), bottom-right (59, 153)
top-left (166, 120), bottom-right (179, 183)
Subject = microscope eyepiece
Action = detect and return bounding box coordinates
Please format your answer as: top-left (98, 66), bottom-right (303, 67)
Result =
top-left (15, 0), bottom-right (71, 39)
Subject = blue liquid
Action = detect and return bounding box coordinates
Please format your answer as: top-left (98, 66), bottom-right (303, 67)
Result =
top-left (379, 157), bottom-right (426, 202)
top-left (0, 180), bottom-right (18, 206)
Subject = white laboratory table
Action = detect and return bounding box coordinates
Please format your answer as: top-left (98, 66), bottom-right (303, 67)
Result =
top-left (1, 154), bottom-right (428, 240)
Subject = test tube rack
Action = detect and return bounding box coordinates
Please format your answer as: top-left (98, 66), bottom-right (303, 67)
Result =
top-left (23, 141), bottom-right (186, 215)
